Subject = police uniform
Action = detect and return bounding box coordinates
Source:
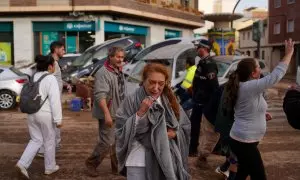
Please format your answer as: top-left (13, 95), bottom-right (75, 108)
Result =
top-left (189, 55), bottom-right (219, 155)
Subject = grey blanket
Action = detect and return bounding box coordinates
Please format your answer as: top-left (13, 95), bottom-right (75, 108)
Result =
top-left (115, 87), bottom-right (191, 180)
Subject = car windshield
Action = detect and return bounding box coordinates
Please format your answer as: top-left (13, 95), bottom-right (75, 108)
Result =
top-left (133, 40), bottom-right (181, 61)
top-left (72, 38), bottom-right (135, 67)
top-left (72, 47), bottom-right (97, 67)
top-left (213, 61), bottom-right (231, 77)
top-left (129, 59), bottom-right (173, 81)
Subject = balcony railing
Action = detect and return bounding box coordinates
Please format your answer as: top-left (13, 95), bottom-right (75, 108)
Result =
top-left (135, 0), bottom-right (203, 16)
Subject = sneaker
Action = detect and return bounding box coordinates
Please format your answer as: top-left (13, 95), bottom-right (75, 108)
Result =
top-left (36, 152), bottom-right (44, 158)
top-left (45, 165), bottom-right (60, 175)
top-left (85, 159), bottom-right (99, 177)
top-left (16, 163), bottom-right (29, 179)
top-left (215, 166), bottom-right (230, 178)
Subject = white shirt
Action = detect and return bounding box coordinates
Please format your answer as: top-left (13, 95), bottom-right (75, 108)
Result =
top-left (125, 97), bottom-right (162, 167)
top-left (52, 61), bottom-right (63, 94)
top-left (33, 71), bottom-right (62, 124)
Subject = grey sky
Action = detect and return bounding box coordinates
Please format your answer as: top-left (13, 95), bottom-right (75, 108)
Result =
top-left (236, 0), bottom-right (268, 12)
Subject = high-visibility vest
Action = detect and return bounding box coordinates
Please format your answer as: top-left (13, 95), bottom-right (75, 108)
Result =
top-left (181, 65), bottom-right (197, 89)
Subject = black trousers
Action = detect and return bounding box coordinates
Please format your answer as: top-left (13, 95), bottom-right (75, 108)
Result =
top-left (230, 138), bottom-right (267, 180)
top-left (189, 103), bottom-right (203, 154)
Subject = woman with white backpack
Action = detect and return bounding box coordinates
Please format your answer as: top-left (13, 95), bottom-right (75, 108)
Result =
top-left (16, 55), bottom-right (62, 179)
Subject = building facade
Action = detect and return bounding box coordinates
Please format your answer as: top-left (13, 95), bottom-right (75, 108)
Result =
top-left (268, 0), bottom-right (300, 76)
top-left (233, 7), bottom-right (268, 49)
top-left (0, 0), bottom-right (204, 66)
top-left (238, 20), bottom-right (272, 72)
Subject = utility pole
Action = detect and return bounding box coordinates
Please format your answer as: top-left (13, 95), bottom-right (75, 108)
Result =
top-left (231, 0), bottom-right (241, 29)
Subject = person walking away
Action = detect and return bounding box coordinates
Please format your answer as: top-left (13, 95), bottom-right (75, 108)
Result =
top-left (189, 39), bottom-right (219, 157)
top-left (228, 39), bottom-right (294, 180)
top-left (37, 41), bottom-right (70, 157)
top-left (85, 47), bottom-right (126, 177)
top-left (115, 63), bottom-right (191, 180)
top-left (176, 57), bottom-right (197, 109)
top-left (16, 55), bottom-right (62, 179)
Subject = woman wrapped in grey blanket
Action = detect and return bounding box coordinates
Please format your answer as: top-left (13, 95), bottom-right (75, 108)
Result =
top-left (115, 63), bottom-right (191, 180)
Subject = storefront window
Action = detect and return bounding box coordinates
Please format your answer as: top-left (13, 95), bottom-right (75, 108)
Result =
top-left (104, 22), bottom-right (148, 48)
top-left (33, 21), bottom-right (96, 56)
top-left (0, 22), bottom-right (13, 65)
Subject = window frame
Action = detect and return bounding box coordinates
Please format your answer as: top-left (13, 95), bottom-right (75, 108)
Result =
top-left (273, 23), bottom-right (281, 35)
top-left (287, 19), bottom-right (295, 33)
top-left (274, 0), bottom-right (281, 8)
top-left (287, 0), bottom-right (295, 4)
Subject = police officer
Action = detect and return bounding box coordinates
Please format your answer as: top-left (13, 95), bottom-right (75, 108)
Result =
top-left (189, 39), bottom-right (219, 157)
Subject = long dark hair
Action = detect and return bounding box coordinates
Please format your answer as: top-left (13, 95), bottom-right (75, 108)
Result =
top-left (142, 63), bottom-right (180, 120)
top-left (224, 58), bottom-right (257, 109)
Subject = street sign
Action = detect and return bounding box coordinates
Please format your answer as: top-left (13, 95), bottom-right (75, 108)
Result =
top-left (252, 20), bottom-right (263, 42)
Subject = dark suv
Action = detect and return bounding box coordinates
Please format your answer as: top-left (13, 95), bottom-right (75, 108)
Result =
top-left (62, 36), bottom-right (142, 84)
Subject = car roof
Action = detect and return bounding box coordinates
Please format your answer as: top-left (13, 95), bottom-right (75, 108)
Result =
top-left (63, 54), bottom-right (81, 57)
top-left (85, 36), bottom-right (135, 52)
top-left (142, 43), bottom-right (194, 60)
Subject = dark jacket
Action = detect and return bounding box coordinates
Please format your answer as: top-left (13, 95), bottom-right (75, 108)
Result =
top-left (192, 55), bottom-right (219, 105)
top-left (283, 89), bottom-right (300, 130)
top-left (203, 85), bottom-right (224, 125)
top-left (214, 89), bottom-right (235, 141)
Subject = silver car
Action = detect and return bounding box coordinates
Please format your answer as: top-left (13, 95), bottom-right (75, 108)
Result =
top-left (0, 66), bottom-right (28, 109)
top-left (126, 43), bottom-right (197, 93)
top-left (211, 56), bottom-right (269, 86)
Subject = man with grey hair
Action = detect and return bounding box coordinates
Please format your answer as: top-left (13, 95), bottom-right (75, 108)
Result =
top-left (85, 47), bottom-right (126, 177)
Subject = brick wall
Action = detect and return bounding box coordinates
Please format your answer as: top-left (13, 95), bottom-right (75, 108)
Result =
top-left (269, 0), bottom-right (300, 43)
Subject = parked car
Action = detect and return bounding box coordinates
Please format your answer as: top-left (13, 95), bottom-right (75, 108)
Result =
top-left (123, 37), bottom-right (207, 76)
top-left (58, 53), bottom-right (81, 71)
top-left (0, 66), bottom-right (28, 109)
top-left (62, 36), bottom-right (143, 84)
top-left (126, 43), bottom-right (197, 93)
top-left (211, 55), bottom-right (269, 86)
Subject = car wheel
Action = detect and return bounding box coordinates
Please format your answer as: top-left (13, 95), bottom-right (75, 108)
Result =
top-left (0, 90), bottom-right (17, 110)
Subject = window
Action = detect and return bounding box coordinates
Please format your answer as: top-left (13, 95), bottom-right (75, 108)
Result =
top-left (247, 32), bottom-right (250, 40)
top-left (274, 0), bottom-right (281, 8)
top-left (246, 50), bottom-right (251, 56)
top-left (254, 50), bottom-right (259, 58)
top-left (243, 32), bottom-right (245, 40)
top-left (225, 62), bottom-right (238, 78)
top-left (134, 39), bottom-right (181, 62)
top-left (287, 20), bottom-right (294, 33)
top-left (274, 23), bottom-right (281, 34)
top-left (175, 49), bottom-right (197, 78)
top-left (262, 28), bottom-right (266, 38)
top-left (181, 0), bottom-right (189, 7)
top-left (287, 0), bottom-right (295, 4)
top-left (262, 50), bottom-right (265, 60)
top-left (214, 61), bottom-right (231, 78)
